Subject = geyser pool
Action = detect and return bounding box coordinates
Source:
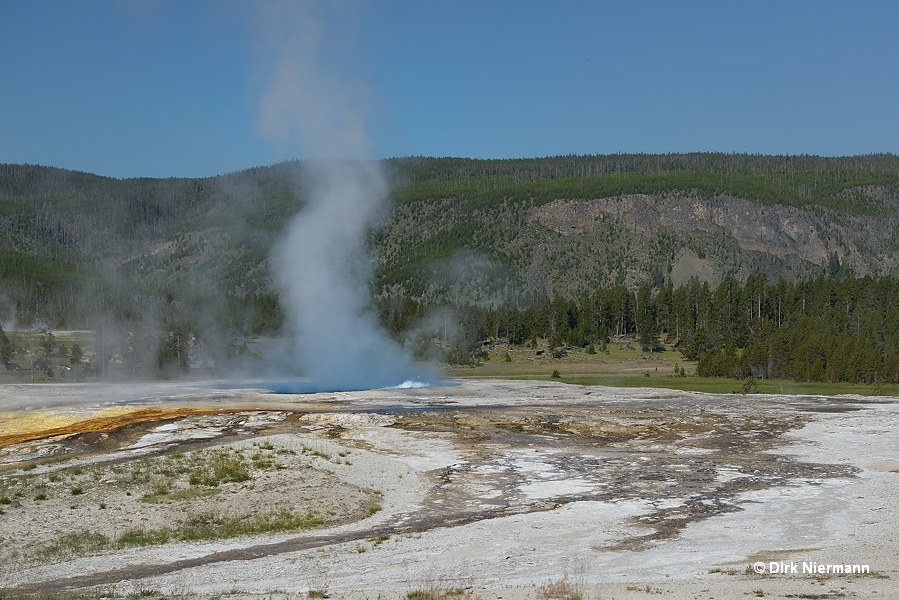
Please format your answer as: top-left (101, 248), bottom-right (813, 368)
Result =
top-left (206, 378), bottom-right (450, 394)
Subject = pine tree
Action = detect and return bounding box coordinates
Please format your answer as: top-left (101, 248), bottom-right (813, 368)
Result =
top-left (0, 325), bottom-right (12, 367)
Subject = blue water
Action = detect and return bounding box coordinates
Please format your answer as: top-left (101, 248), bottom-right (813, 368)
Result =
top-left (205, 377), bottom-right (453, 394)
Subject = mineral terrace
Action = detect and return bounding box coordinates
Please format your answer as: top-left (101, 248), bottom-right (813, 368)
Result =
top-left (0, 379), bottom-right (896, 599)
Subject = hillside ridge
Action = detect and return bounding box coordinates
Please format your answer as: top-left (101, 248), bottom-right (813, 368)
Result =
top-left (1, 154), bottom-right (898, 328)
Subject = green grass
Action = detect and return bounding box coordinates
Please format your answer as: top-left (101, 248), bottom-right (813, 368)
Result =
top-left (116, 509), bottom-right (324, 547)
top-left (448, 338), bottom-right (899, 397)
top-left (185, 448), bottom-right (251, 487)
top-left (300, 445), bottom-right (332, 460)
top-left (563, 374), bottom-right (899, 396)
top-left (0, 329), bottom-right (95, 384)
top-left (30, 509), bottom-right (325, 558)
top-left (140, 487), bottom-right (220, 503)
top-left (33, 531), bottom-right (110, 559)
top-left (117, 527), bottom-right (172, 547)
top-left (405, 589), bottom-right (469, 600)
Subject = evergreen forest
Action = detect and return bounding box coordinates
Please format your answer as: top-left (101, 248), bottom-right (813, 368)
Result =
top-left (406, 274), bottom-right (899, 385)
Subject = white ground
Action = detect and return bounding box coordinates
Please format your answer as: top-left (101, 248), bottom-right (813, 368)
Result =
top-left (0, 379), bottom-right (896, 599)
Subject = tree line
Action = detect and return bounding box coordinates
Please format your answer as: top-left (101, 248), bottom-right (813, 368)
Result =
top-left (388, 273), bottom-right (899, 384)
top-left (386, 153), bottom-right (899, 215)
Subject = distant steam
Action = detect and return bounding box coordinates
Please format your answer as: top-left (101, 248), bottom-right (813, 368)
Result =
top-left (255, 0), bottom-right (429, 390)
top-left (0, 294), bottom-right (18, 331)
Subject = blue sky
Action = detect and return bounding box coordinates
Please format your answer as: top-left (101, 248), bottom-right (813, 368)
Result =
top-left (1, 0), bottom-right (897, 179)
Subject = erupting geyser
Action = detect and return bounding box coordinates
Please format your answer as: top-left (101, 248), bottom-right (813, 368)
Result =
top-left (269, 160), bottom-right (430, 392)
top-left (255, 0), bottom-right (434, 392)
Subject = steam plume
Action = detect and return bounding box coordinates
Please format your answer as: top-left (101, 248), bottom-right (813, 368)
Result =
top-left (257, 0), bottom-right (426, 390)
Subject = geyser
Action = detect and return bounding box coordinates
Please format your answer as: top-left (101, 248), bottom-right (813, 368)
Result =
top-left (269, 160), bottom-right (429, 392)
top-left (254, 0), bottom-right (434, 392)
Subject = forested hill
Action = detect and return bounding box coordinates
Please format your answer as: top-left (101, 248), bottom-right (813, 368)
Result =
top-left (1, 153), bottom-right (899, 330)
top-left (381, 154), bottom-right (899, 302)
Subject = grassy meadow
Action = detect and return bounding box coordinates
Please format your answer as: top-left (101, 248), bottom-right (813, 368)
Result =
top-left (446, 337), bottom-right (899, 397)
top-left (0, 330), bottom-right (94, 383)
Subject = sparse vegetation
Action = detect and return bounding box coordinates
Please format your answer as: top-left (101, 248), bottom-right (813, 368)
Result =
top-left (537, 577), bottom-right (582, 600)
top-left (0, 439), bottom-right (375, 563)
top-left (116, 509), bottom-right (324, 547)
top-left (34, 531), bottom-right (111, 560)
top-left (625, 585), bottom-right (663, 594)
top-left (406, 587), bottom-right (470, 600)
top-left (301, 444), bottom-right (332, 460)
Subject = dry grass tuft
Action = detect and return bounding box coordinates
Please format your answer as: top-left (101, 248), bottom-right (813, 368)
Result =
top-left (536, 577), bottom-right (582, 600)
